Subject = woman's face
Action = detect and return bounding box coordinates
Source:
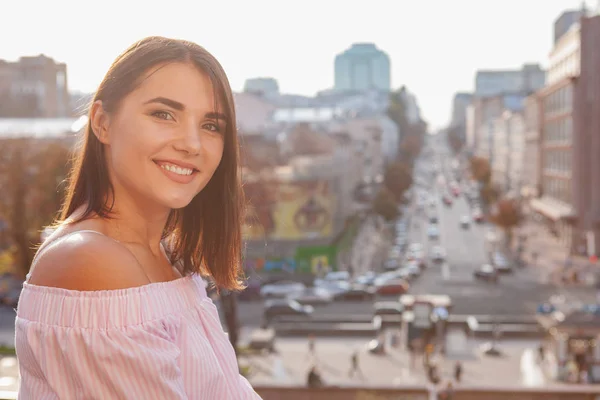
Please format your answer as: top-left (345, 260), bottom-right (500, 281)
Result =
top-left (94, 62), bottom-right (226, 211)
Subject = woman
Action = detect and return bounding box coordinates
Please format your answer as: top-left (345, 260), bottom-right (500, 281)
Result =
top-left (16, 36), bottom-right (261, 399)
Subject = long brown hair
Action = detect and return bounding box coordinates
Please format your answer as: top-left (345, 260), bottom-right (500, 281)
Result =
top-left (60, 36), bottom-right (244, 290)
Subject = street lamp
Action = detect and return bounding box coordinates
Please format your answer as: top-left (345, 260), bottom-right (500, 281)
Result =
top-left (502, 111), bottom-right (513, 193)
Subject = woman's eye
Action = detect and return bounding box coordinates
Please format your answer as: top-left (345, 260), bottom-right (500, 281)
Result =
top-left (203, 122), bottom-right (221, 133)
top-left (152, 111), bottom-right (174, 120)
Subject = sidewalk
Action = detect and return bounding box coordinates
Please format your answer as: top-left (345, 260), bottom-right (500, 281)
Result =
top-left (514, 220), bottom-right (596, 288)
top-left (243, 337), bottom-right (596, 390)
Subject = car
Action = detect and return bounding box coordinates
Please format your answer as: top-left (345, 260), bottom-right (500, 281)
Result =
top-left (334, 285), bottom-right (376, 301)
top-left (260, 281), bottom-right (306, 298)
top-left (427, 224), bottom-right (440, 239)
top-left (287, 287), bottom-right (333, 306)
top-left (375, 279), bottom-right (410, 296)
top-left (492, 252), bottom-right (513, 273)
top-left (460, 215), bottom-right (471, 228)
top-left (473, 264), bottom-right (499, 283)
top-left (263, 299), bottom-right (314, 323)
top-left (373, 301), bottom-right (404, 317)
top-left (472, 209), bottom-right (484, 223)
top-left (431, 246), bottom-right (446, 262)
top-left (403, 261), bottom-right (421, 277)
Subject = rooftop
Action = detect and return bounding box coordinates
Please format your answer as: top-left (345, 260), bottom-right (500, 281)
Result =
top-left (0, 117), bottom-right (87, 139)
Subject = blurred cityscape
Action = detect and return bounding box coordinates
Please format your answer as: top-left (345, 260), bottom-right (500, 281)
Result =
top-left (1, 3), bottom-right (600, 400)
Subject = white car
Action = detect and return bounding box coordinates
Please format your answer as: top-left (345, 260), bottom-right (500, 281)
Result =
top-left (431, 246), bottom-right (446, 261)
top-left (260, 281), bottom-right (306, 298)
top-left (427, 225), bottom-right (440, 239)
top-left (460, 215), bottom-right (471, 228)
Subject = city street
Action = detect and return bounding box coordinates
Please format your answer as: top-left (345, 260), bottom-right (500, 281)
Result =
top-left (408, 142), bottom-right (596, 316)
top-left (234, 149), bottom-right (596, 331)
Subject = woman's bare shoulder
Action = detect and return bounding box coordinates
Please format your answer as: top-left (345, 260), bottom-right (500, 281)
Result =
top-left (27, 231), bottom-right (150, 291)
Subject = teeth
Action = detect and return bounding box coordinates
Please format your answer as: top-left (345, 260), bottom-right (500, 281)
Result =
top-left (160, 163), bottom-right (193, 176)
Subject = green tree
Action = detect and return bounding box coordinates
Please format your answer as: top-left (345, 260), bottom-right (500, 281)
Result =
top-left (489, 198), bottom-right (523, 247)
top-left (383, 161), bottom-right (413, 201)
top-left (0, 139), bottom-right (71, 277)
top-left (372, 187), bottom-right (399, 221)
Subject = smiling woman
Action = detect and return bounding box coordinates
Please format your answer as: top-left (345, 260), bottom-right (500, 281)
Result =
top-left (14, 37), bottom-right (261, 399)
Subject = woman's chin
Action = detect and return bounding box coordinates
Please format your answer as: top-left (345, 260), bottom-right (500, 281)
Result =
top-left (160, 195), bottom-right (196, 211)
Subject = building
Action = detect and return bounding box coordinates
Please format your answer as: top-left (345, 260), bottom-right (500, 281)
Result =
top-left (530, 14), bottom-right (580, 250)
top-left (0, 55), bottom-right (70, 118)
top-left (522, 94), bottom-right (543, 198)
top-left (397, 87), bottom-right (421, 124)
top-left (449, 92), bottom-right (473, 142)
top-left (450, 92), bottom-right (473, 128)
top-left (234, 92), bottom-right (275, 135)
top-left (334, 43), bottom-right (391, 93)
top-left (490, 111), bottom-right (525, 195)
top-left (554, 10), bottom-right (586, 45)
top-left (243, 77), bottom-right (280, 98)
top-left (547, 16), bottom-right (582, 85)
top-left (467, 65), bottom-right (545, 158)
top-left (474, 64), bottom-right (545, 98)
top-left (470, 94), bottom-right (525, 164)
top-left (572, 14), bottom-right (600, 256)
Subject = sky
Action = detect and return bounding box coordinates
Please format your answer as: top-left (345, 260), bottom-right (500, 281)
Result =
top-left (1, 0), bottom-right (595, 129)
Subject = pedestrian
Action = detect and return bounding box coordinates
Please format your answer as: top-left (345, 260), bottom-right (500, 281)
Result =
top-left (307, 365), bottom-right (324, 387)
top-left (437, 382), bottom-right (454, 400)
top-left (307, 334), bottom-right (316, 360)
top-left (14, 37), bottom-right (260, 398)
top-left (349, 350), bottom-right (364, 378)
top-left (537, 344), bottom-right (545, 363)
top-left (454, 361), bottom-right (462, 382)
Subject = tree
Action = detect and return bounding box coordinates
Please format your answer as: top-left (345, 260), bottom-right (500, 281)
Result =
top-left (480, 183), bottom-right (500, 206)
top-left (447, 126), bottom-right (464, 154)
top-left (387, 88), bottom-right (410, 136)
top-left (372, 187), bottom-right (399, 221)
top-left (489, 198), bottom-right (523, 247)
top-left (383, 161), bottom-right (413, 202)
top-left (0, 139), bottom-right (71, 277)
top-left (469, 156), bottom-right (491, 183)
top-left (399, 134), bottom-right (423, 161)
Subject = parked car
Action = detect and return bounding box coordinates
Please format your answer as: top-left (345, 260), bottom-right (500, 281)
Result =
top-left (287, 287), bottom-right (333, 306)
top-left (374, 278), bottom-right (410, 296)
top-left (473, 264), bottom-right (499, 283)
top-left (263, 299), bottom-right (314, 322)
top-left (334, 285), bottom-right (376, 301)
top-left (260, 281), bottom-right (306, 298)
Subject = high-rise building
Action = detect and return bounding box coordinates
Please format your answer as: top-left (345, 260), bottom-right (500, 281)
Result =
top-left (334, 43), bottom-right (391, 93)
top-left (554, 10), bottom-right (585, 44)
top-left (0, 54), bottom-right (70, 118)
top-left (474, 64), bottom-right (546, 98)
top-left (243, 77), bottom-right (280, 98)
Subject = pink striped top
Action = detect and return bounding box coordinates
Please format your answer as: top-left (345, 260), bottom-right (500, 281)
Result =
top-left (15, 274), bottom-right (262, 399)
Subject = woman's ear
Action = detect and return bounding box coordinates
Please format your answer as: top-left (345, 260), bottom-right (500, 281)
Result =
top-left (90, 100), bottom-right (111, 144)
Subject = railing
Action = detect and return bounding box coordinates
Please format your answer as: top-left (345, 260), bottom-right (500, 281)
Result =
top-left (254, 385), bottom-right (600, 400)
